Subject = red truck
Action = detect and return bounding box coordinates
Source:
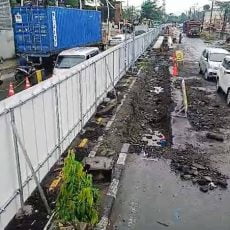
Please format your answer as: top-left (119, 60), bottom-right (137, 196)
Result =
top-left (183, 20), bottom-right (201, 37)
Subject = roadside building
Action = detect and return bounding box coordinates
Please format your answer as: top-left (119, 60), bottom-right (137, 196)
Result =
top-left (203, 8), bottom-right (230, 32)
top-left (0, 0), bottom-right (15, 59)
top-left (114, 1), bottom-right (122, 25)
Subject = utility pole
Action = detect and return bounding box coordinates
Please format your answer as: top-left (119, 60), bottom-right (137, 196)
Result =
top-left (209, 0), bottom-right (215, 33)
top-left (124, 0), bottom-right (128, 72)
top-left (21, 0), bottom-right (23, 6)
top-left (106, 0), bottom-right (110, 41)
top-left (162, 0), bottom-right (166, 19)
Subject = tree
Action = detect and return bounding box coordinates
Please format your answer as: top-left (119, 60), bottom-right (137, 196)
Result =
top-left (166, 13), bottom-right (179, 23)
top-left (123, 6), bottom-right (140, 22)
top-left (178, 13), bottom-right (187, 23)
top-left (65, 0), bottom-right (80, 7)
top-left (141, 0), bottom-right (162, 21)
top-left (216, 1), bottom-right (230, 38)
top-left (203, 4), bottom-right (210, 11)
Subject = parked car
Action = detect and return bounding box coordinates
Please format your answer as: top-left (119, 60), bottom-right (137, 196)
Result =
top-left (216, 56), bottom-right (230, 104)
top-left (109, 34), bottom-right (128, 46)
top-left (53, 47), bottom-right (99, 75)
top-left (199, 48), bottom-right (230, 80)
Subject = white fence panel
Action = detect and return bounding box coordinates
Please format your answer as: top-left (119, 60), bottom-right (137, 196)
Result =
top-left (105, 52), bottom-right (114, 91)
top-left (114, 49), bottom-right (120, 83)
top-left (71, 73), bottom-right (82, 137)
top-left (119, 44), bottom-right (126, 75)
top-left (95, 57), bottom-right (106, 103)
top-left (81, 64), bottom-right (97, 125)
top-left (0, 27), bottom-right (161, 229)
top-left (0, 113), bottom-right (19, 229)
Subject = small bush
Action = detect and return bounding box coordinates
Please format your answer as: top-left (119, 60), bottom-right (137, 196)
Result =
top-left (55, 150), bottom-right (99, 225)
top-left (201, 31), bottom-right (215, 41)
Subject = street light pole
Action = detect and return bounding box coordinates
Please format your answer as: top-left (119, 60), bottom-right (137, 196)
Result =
top-left (106, 0), bottom-right (110, 40)
top-left (80, 0), bottom-right (82, 9)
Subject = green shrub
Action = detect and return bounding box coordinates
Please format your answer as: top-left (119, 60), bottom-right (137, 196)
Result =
top-left (55, 150), bottom-right (99, 225)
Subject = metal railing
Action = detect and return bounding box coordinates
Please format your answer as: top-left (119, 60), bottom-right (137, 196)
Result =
top-left (0, 27), bottom-right (160, 229)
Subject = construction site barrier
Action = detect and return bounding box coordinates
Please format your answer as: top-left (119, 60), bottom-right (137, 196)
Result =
top-left (0, 27), bottom-right (161, 229)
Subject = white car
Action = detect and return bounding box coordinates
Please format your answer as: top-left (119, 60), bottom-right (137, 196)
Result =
top-left (217, 56), bottom-right (230, 104)
top-left (53, 47), bottom-right (99, 75)
top-left (109, 34), bottom-right (128, 46)
top-left (199, 48), bottom-right (230, 80)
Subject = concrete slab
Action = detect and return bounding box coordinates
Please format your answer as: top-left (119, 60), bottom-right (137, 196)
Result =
top-left (84, 156), bottom-right (113, 171)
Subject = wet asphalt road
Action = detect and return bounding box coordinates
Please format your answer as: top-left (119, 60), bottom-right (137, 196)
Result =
top-left (108, 37), bottom-right (230, 230)
top-left (108, 155), bottom-right (230, 230)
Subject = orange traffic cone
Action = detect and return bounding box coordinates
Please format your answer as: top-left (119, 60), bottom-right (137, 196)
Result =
top-left (25, 77), bottom-right (31, 89)
top-left (8, 82), bottom-right (15, 97)
top-left (172, 63), bottom-right (179, 77)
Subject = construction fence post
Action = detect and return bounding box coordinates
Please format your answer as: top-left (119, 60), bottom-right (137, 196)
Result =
top-left (54, 85), bottom-right (61, 157)
top-left (11, 122), bottom-right (51, 214)
top-left (10, 110), bottom-right (24, 210)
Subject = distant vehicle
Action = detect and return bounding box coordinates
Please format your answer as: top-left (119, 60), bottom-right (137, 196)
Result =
top-left (183, 20), bottom-right (201, 37)
top-left (109, 34), bottom-right (128, 46)
top-left (53, 47), bottom-right (99, 75)
top-left (199, 48), bottom-right (230, 80)
top-left (216, 56), bottom-right (230, 104)
top-left (134, 25), bottom-right (148, 36)
top-left (178, 23), bottom-right (183, 30)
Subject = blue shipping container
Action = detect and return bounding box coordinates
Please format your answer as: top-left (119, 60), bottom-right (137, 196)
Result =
top-left (12, 7), bottom-right (102, 56)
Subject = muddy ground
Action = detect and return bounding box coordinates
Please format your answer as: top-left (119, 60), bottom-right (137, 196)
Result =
top-left (97, 38), bottom-right (230, 193)
top-left (5, 37), bottom-right (230, 229)
top-left (106, 37), bottom-right (230, 229)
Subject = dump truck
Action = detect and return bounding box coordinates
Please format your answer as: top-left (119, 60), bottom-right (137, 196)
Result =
top-left (183, 20), bottom-right (201, 37)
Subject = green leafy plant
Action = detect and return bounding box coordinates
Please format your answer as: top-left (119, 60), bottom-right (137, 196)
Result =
top-left (55, 150), bottom-right (99, 225)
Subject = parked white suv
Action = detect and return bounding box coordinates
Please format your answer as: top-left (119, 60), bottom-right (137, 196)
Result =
top-left (109, 34), bottom-right (131, 46)
top-left (199, 48), bottom-right (229, 80)
top-left (53, 47), bottom-right (99, 75)
top-left (217, 56), bottom-right (230, 104)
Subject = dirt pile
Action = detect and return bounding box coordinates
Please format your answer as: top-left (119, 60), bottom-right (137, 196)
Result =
top-left (170, 146), bottom-right (228, 192)
top-left (187, 87), bottom-right (229, 131)
top-left (124, 55), bottom-right (172, 144)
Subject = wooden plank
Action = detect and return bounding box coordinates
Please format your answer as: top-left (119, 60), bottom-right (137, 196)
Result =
top-left (153, 36), bottom-right (164, 49)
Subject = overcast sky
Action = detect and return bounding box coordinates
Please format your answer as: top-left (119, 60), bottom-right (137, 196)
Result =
top-left (125, 0), bottom-right (210, 15)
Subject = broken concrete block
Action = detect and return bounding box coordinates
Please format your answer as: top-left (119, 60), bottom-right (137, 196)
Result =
top-left (206, 132), bottom-right (224, 142)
